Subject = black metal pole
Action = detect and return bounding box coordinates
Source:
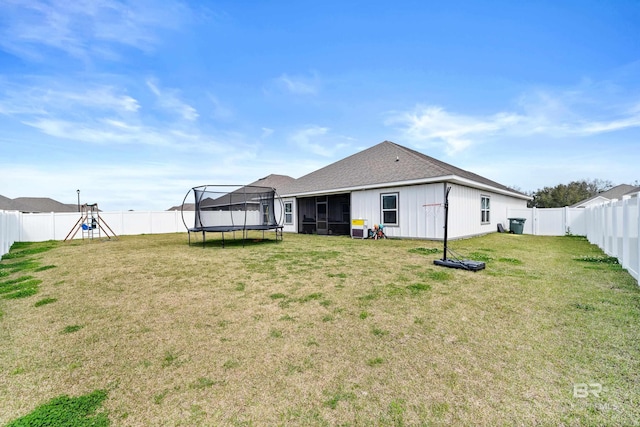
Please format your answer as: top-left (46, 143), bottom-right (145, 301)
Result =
top-left (442, 186), bottom-right (451, 261)
top-left (76, 189), bottom-right (80, 212)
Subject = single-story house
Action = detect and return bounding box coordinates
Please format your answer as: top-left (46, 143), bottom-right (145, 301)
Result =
top-left (569, 184), bottom-right (640, 208)
top-left (254, 141), bottom-right (530, 240)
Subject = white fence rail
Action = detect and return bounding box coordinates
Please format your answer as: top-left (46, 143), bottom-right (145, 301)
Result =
top-left (505, 206), bottom-right (587, 236)
top-left (507, 195), bottom-right (640, 283)
top-left (3, 198), bottom-right (639, 284)
top-left (1, 210), bottom-right (194, 258)
top-left (584, 196), bottom-right (640, 283)
top-left (1, 210), bottom-right (21, 256)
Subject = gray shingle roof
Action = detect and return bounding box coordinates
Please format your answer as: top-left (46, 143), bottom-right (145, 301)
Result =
top-left (168, 203), bottom-right (194, 211)
top-left (0, 195), bottom-right (12, 209)
top-left (248, 174), bottom-right (297, 195)
top-left (281, 141), bottom-right (524, 197)
top-left (0, 196), bottom-right (77, 213)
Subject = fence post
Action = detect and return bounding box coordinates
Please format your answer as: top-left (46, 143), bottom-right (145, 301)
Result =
top-left (600, 203), bottom-right (606, 248)
top-left (18, 211), bottom-right (23, 242)
top-left (532, 206), bottom-right (537, 235)
top-left (621, 199), bottom-right (629, 269)
top-left (603, 202), bottom-right (609, 254)
top-left (1, 211), bottom-right (6, 256)
top-left (50, 211), bottom-right (56, 241)
top-left (637, 195), bottom-right (640, 282)
top-left (612, 200), bottom-right (619, 257)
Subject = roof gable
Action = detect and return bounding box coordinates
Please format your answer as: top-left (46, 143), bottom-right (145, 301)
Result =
top-left (0, 195), bottom-right (12, 210)
top-left (248, 174), bottom-right (296, 195)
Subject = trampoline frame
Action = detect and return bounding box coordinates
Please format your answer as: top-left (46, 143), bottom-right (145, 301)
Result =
top-left (181, 184), bottom-right (284, 248)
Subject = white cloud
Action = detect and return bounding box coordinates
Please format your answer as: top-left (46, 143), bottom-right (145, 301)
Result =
top-left (207, 94), bottom-right (233, 120)
top-left (146, 79), bottom-right (199, 121)
top-left (579, 115), bottom-right (640, 134)
top-left (387, 88), bottom-right (640, 155)
top-left (288, 125), bottom-right (352, 157)
top-left (276, 73), bottom-right (319, 95)
top-left (515, 89), bottom-right (640, 137)
top-left (385, 105), bottom-right (522, 154)
top-left (0, 0), bottom-right (189, 62)
top-left (289, 125), bottom-right (331, 156)
top-left (0, 161), bottom-right (208, 211)
top-left (0, 82), bottom-right (140, 116)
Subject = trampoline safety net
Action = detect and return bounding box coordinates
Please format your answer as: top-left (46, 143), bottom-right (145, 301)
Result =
top-left (181, 185), bottom-right (284, 247)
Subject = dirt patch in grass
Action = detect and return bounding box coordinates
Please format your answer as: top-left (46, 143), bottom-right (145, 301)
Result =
top-left (0, 232), bottom-right (639, 426)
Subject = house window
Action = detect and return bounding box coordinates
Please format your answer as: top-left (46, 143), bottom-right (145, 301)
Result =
top-left (284, 202), bottom-right (293, 224)
top-left (381, 193), bottom-right (399, 226)
top-left (481, 195), bottom-right (490, 224)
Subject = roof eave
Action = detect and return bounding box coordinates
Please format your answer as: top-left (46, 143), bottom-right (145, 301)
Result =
top-left (446, 176), bottom-right (532, 200)
top-left (281, 175), bottom-right (532, 200)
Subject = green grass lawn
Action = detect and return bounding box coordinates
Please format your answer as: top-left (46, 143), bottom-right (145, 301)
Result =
top-left (1, 232), bottom-right (639, 426)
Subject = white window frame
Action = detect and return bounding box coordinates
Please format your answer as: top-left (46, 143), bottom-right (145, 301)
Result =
top-left (481, 195), bottom-right (490, 224)
top-left (381, 192), bottom-right (399, 226)
top-left (284, 201), bottom-right (293, 225)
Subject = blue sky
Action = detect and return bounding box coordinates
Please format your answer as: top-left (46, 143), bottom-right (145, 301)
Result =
top-left (1, 0), bottom-right (639, 211)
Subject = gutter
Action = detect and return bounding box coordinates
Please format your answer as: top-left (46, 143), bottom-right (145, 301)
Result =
top-left (280, 175), bottom-right (532, 201)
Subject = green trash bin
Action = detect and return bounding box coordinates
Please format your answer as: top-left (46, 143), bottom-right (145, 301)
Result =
top-left (508, 218), bottom-right (526, 234)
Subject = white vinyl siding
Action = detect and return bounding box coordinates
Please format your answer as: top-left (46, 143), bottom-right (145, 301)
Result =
top-left (351, 184), bottom-right (444, 239)
top-left (351, 183), bottom-right (527, 240)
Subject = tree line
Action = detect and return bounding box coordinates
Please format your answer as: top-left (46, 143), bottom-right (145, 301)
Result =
top-left (524, 179), bottom-right (615, 208)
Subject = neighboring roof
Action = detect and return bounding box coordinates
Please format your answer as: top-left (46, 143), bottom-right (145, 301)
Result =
top-left (280, 141), bottom-right (528, 199)
top-left (624, 186), bottom-right (640, 197)
top-left (0, 195), bottom-right (12, 208)
top-left (248, 174), bottom-right (297, 195)
top-left (168, 203), bottom-right (194, 211)
top-left (570, 184), bottom-right (640, 208)
top-left (0, 196), bottom-right (77, 213)
top-left (169, 179), bottom-right (294, 211)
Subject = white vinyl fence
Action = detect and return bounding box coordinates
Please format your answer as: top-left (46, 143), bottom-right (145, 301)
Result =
top-left (505, 206), bottom-right (587, 236)
top-left (507, 194), bottom-right (640, 283)
top-left (584, 196), bottom-right (640, 283)
top-left (2, 197), bottom-right (639, 284)
top-left (1, 210), bottom-right (21, 257)
top-left (0, 210), bottom-right (194, 258)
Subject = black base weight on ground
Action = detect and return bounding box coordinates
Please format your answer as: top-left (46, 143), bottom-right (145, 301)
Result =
top-left (434, 258), bottom-right (486, 271)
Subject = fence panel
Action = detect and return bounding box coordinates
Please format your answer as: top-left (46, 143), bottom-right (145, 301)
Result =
top-left (626, 199), bottom-right (639, 280)
top-left (506, 207), bottom-right (586, 236)
top-left (1, 210), bottom-right (21, 257)
top-left (536, 208), bottom-right (566, 236)
top-left (2, 201), bottom-right (638, 284)
top-left (1, 210), bottom-right (192, 248)
top-left (585, 196), bottom-right (640, 283)
top-left (504, 208), bottom-right (534, 234)
top-left (567, 208), bottom-right (587, 236)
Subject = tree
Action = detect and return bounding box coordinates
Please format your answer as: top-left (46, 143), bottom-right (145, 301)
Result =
top-left (528, 179), bottom-right (613, 208)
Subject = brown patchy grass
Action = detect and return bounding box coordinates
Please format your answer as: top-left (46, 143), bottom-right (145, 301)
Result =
top-left (0, 232), bottom-right (639, 426)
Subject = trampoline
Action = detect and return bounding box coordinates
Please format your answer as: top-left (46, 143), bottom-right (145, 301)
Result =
top-left (181, 185), bottom-right (284, 247)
